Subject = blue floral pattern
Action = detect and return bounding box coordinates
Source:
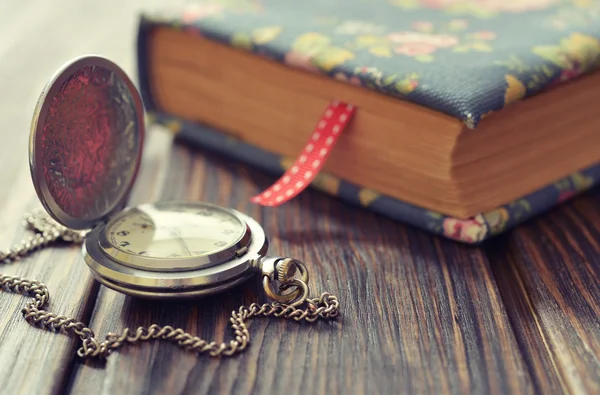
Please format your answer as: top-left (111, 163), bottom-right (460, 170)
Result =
top-left (141, 0), bottom-right (600, 127)
top-left (137, 0), bottom-right (600, 243)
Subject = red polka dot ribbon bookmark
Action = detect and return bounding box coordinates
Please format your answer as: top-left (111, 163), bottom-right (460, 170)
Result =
top-left (250, 100), bottom-right (356, 207)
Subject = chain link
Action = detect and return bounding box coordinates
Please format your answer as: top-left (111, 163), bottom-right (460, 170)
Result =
top-left (0, 210), bottom-right (340, 359)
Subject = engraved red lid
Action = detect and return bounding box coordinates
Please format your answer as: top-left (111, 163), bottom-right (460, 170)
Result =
top-left (29, 55), bottom-right (145, 230)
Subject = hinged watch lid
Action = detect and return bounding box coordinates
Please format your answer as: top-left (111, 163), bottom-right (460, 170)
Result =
top-left (29, 55), bottom-right (145, 230)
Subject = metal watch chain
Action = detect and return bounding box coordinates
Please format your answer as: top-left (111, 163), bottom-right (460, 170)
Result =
top-left (0, 210), bottom-right (339, 359)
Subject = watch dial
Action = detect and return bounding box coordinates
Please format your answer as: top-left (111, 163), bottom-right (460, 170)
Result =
top-left (105, 202), bottom-right (246, 259)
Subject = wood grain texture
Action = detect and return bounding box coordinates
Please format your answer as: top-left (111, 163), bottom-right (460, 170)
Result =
top-left (1, 1), bottom-right (600, 395)
top-left (68, 142), bottom-right (533, 395)
top-left (0, 1), bottom-right (185, 394)
top-left (488, 190), bottom-right (600, 395)
top-left (0, 192), bottom-right (98, 395)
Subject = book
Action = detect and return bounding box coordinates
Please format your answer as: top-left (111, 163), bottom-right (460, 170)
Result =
top-left (135, 0), bottom-right (600, 243)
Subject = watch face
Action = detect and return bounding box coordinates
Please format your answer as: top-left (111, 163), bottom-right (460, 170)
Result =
top-left (83, 201), bottom-right (269, 296)
top-left (104, 202), bottom-right (247, 260)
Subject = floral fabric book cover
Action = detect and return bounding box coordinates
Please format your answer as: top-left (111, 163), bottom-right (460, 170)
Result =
top-left (136, 0), bottom-right (600, 243)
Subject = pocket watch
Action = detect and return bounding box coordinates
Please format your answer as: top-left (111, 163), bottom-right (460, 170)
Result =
top-left (0, 55), bottom-right (339, 359)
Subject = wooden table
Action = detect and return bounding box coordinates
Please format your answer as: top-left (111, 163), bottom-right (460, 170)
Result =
top-left (1, 1), bottom-right (599, 394)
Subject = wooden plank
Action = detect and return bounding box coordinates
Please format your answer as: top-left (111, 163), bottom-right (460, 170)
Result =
top-left (0, 1), bottom-right (185, 394)
top-left (0, 190), bottom-right (98, 395)
top-left (68, 141), bottom-right (534, 395)
top-left (0, 131), bottom-right (169, 395)
top-left (488, 189), bottom-right (600, 395)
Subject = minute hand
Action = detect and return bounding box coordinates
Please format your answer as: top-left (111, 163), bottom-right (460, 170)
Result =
top-left (170, 229), bottom-right (192, 257)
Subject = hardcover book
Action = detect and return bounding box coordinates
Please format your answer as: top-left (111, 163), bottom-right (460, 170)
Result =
top-left (135, 0), bottom-right (600, 243)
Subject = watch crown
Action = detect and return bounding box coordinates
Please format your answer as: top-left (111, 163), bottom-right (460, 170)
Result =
top-left (275, 258), bottom-right (297, 282)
